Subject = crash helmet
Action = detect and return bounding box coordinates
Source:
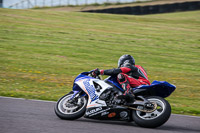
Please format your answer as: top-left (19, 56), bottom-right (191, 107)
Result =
top-left (118, 54), bottom-right (135, 68)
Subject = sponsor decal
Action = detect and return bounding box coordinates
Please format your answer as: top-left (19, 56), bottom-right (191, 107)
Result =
top-left (86, 108), bottom-right (111, 117)
top-left (86, 107), bottom-right (102, 115)
top-left (124, 60), bottom-right (130, 64)
top-left (101, 111), bottom-right (109, 116)
top-left (120, 111), bottom-right (128, 118)
top-left (83, 79), bottom-right (98, 102)
top-left (108, 112), bottom-right (116, 118)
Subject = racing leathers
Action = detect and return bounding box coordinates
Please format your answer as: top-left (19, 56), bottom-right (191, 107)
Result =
top-left (98, 63), bottom-right (150, 94)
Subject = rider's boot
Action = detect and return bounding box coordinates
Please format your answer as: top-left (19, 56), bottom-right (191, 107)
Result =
top-left (116, 73), bottom-right (135, 104)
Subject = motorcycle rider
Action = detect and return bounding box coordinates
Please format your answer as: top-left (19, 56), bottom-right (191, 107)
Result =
top-left (91, 54), bottom-right (150, 103)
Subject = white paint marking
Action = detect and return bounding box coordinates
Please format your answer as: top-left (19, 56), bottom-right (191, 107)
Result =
top-left (0, 96), bottom-right (56, 103)
top-left (171, 114), bottom-right (200, 119)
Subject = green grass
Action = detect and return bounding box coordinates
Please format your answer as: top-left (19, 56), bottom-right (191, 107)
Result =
top-left (0, 8), bottom-right (199, 116)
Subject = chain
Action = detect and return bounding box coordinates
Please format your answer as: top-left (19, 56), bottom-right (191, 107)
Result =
top-left (121, 102), bottom-right (157, 113)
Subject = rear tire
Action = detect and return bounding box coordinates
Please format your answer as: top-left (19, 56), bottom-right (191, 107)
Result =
top-left (132, 96), bottom-right (171, 128)
top-left (55, 91), bottom-right (87, 120)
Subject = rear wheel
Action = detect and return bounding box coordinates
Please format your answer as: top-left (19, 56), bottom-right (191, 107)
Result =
top-left (55, 91), bottom-right (87, 120)
top-left (132, 96), bottom-right (171, 128)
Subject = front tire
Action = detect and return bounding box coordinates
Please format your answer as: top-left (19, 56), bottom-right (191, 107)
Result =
top-left (132, 96), bottom-right (171, 128)
top-left (55, 91), bottom-right (87, 120)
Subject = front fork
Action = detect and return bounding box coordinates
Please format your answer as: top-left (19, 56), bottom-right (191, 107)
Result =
top-left (69, 90), bottom-right (87, 104)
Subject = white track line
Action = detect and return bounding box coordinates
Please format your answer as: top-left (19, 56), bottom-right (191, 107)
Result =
top-left (0, 96), bottom-right (56, 103)
top-left (1, 96), bottom-right (200, 119)
top-left (171, 114), bottom-right (200, 119)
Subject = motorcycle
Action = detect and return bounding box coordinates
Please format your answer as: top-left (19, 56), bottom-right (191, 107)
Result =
top-left (55, 71), bottom-right (176, 128)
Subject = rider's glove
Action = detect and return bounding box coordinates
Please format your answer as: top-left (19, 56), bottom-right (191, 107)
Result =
top-left (92, 68), bottom-right (100, 77)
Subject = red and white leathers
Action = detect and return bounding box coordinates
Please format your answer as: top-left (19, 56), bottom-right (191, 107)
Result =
top-left (99, 63), bottom-right (150, 94)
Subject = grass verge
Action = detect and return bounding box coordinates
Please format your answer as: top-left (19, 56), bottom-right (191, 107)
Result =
top-left (0, 8), bottom-right (199, 116)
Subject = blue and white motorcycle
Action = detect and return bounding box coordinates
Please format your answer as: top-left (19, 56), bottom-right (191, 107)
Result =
top-left (55, 71), bottom-right (176, 128)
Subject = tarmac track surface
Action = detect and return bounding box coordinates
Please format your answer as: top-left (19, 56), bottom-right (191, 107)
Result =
top-left (0, 96), bottom-right (200, 133)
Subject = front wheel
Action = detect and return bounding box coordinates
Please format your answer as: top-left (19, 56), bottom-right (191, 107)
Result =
top-left (55, 91), bottom-right (87, 120)
top-left (132, 96), bottom-right (171, 128)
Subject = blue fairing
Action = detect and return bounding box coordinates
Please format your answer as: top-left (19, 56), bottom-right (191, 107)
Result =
top-left (105, 76), bottom-right (124, 92)
top-left (134, 80), bottom-right (176, 98)
top-left (73, 72), bottom-right (95, 91)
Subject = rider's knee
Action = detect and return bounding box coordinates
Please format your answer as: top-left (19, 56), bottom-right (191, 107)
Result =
top-left (117, 73), bottom-right (127, 83)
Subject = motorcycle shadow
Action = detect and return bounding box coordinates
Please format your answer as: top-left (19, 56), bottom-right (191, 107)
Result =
top-left (76, 118), bottom-right (200, 132)
top-left (76, 118), bottom-right (138, 127)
